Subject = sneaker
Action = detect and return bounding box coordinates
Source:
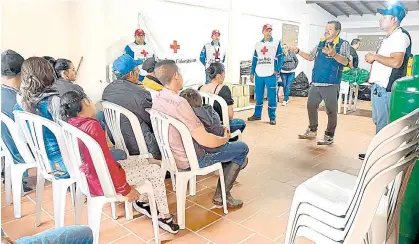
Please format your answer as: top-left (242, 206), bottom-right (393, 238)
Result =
top-left (158, 214), bottom-right (180, 234)
top-left (270, 120), bottom-right (276, 125)
top-left (298, 129), bottom-right (317, 140)
top-left (23, 184), bottom-right (33, 194)
top-left (165, 171), bottom-right (171, 179)
top-left (317, 135), bottom-right (334, 145)
top-left (212, 193), bottom-right (244, 209)
top-left (282, 101), bottom-right (287, 106)
top-left (133, 201), bottom-right (152, 218)
top-left (359, 153), bottom-right (366, 160)
top-left (247, 116), bottom-right (261, 121)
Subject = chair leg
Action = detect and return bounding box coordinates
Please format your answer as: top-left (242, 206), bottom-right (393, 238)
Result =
top-left (139, 181), bottom-right (159, 244)
top-left (189, 176), bottom-right (196, 196)
top-left (4, 162), bottom-right (12, 206)
top-left (218, 168), bottom-right (228, 215)
top-left (52, 180), bottom-right (68, 228)
top-left (338, 95), bottom-right (342, 114)
top-left (35, 173), bottom-right (45, 227)
top-left (11, 166), bottom-right (23, 218)
top-left (111, 202), bottom-right (117, 220)
top-left (125, 201), bottom-right (133, 220)
top-left (344, 93), bottom-right (348, 115)
top-left (74, 187), bottom-right (85, 225)
top-left (88, 199), bottom-right (106, 244)
top-left (171, 172), bottom-right (176, 192)
top-left (175, 178), bottom-right (187, 229)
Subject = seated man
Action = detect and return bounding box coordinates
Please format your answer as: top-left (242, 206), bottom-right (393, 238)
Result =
top-left (141, 57), bottom-right (163, 91)
top-left (1, 50), bottom-right (32, 192)
top-left (102, 54), bottom-right (161, 160)
top-left (153, 60), bottom-right (249, 208)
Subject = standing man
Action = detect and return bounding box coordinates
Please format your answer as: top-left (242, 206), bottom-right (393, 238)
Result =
top-left (247, 24), bottom-right (284, 125)
top-left (200, 30), bottom-right (226, 84)
top-left (290, 21), bottom-right (350, 145)
top-left (124, 29), bottom-right (154, 81)
top-left (349, 39), bottom-right (361, 69)
top-left (359, 2), bottom-right (410, 160)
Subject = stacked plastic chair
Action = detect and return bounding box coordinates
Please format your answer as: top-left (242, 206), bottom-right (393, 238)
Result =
top-left (284, 108), bottom-right (419, 244)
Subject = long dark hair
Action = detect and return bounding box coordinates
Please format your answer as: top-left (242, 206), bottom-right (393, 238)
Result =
top-left (59, 90), bottom-right (87, 121)
top-left (54, 59), bottom-right (72, 79)
top-left (20, 57), bottom-right (56, 113)
top-left (205, 62), bottom-right (225, 80)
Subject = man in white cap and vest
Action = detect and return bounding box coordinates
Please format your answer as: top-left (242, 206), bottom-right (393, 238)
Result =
top-left (248, 24), bottom-right (283, 125)
top-left (124, 29), bottom-right (154, 81)
top-left (200, 30), bottom-right (226, 84)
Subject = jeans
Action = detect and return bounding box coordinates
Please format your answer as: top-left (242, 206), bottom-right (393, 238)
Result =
top-left (307, 84), bottom-right (340, 137)
top-left (15, 226), bottom-right (93, 244)
top-left (229, 118), bottom-right (246, 133)
top-left (198, 141), bottom-right (249, 168)
top-left (371, 83), bottom-right (391, 134)
top-left (279, 72), bottom-right (296, 102)
top-left (254, 74), bottom-right (278, 120)
top-left (110, 148), bottom-right (127, 161)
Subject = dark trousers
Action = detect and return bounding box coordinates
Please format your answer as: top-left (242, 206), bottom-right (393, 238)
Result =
top-left (307, 84), bottom-right (340, 137)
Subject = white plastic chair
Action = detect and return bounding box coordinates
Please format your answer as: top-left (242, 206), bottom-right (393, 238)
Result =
top-left (199, 91), bottom-right (241, 139)
top-left (0, 112), bottom-right (38, 218)
top-left (59, 120), bottom-right (159, 244)
top-left (148, 108), bottom-right (228, 229)
top-left (13, 111), bottom-right (76, 228)
top-left (292, 151), bottom-right (419, 244)
top-left (145, 87), bottom-right (159, 99)
top-left (286, 140), bottom-right (419, 243)
top-left (338, 81), bottom-right (350, 114)
top-left (101, 101), bottom-right (176, 196)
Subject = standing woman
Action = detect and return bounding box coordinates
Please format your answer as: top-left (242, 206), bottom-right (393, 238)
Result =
top-left (14, 57), bottom-right (68, 178)
top-left (279, 44), bottom-right (299, 106)
top-left (198, 63), bottom-right (246, 134)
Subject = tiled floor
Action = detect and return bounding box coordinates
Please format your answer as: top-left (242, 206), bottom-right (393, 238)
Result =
top-left (1, 97), bottom-right (375, 243)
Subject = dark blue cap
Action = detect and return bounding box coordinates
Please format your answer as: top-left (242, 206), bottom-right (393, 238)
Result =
top-left (377, 2), bottom-right (406, 22)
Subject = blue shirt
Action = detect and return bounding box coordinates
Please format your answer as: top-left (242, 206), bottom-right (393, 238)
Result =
top-left (1, 84), bottom-right (24, 163)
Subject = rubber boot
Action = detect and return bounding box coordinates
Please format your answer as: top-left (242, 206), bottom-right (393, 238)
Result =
top-left (212, 162), bottom-right (243, 208)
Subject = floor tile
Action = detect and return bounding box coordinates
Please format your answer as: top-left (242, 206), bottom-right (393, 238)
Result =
top-left (159, 229), bottom-right (208, 244)
top-left (110, 234), bottom-right (146, 243)
top-left (198, 218), bottom-right (254, 244)
top-left (241, 234), bottom-right (276, 244)
top-left (98, 218), bottom-right (129, 244)
top-left (123, 216), bottom-right (164, 242)
top-left (2, 212), bottom-right (54, 241)
top-left (1, 199), bottom-right (37, 223)
top-left (102, 202), bottom-right (143, 224)
top-left (184, 205), bottom-right (221, 231)
top-left (242, 211), bottom-right (287, 240)
top-left (41, 194), bottom-right (74, 217)
top-left (26, 185), bottom-right (53, 203)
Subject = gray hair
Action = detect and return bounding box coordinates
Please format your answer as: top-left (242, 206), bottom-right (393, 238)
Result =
top-left (327, 20), bottom-right (342, 31)
top-left (155, 60), bottom-right (178, 85)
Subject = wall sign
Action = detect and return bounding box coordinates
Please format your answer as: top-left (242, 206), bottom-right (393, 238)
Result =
top-left (282, 23), bottom-right (299, 46)
top-left (357, 35), bottom-right (386, 52)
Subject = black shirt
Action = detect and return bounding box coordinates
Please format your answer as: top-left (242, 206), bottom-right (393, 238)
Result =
top-left (349, 46), bottom-right (359, 69)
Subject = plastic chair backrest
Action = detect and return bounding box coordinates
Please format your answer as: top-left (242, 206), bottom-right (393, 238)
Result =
top-left (343, 125), bottom-right (419, 219)
top-left (59, 120), bottom-right (119, 199)
top-left (199, 91), bottom-right (230, 128)
top-left (13, 111), bottom-right (73, 181)
top-left (0, 112), bottom-right (35, 164)
top-left (100, 101), bottom-right (149, 156)
top-left (148, 108), bottom-right (200, 172)
top-left (344, 151), bottom-right (419, 244)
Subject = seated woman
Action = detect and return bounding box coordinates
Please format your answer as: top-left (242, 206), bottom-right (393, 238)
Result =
top-left (60, 90), bottom-right (179, 234)
top-left (51, 58), bottom-right (84, 96)
top-left (198, 63), bottom-right (246, 135)
top-left (14, 57), bottom-right (68, 178)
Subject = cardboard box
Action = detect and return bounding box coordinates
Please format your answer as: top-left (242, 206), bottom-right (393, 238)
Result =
top-left (238, 96), bottom-right (246, 107)
top-left (232, 85), bottom-right (243, 97)
top-left (243, 85), bottom-right (250, 96)
top-left (243, 95), bottom-right (250, 107)
top-left (233, 96), bottom-right (239, 108)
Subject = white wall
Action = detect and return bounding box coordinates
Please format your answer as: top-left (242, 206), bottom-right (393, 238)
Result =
top-left (1, 0), bottom-right (81, 66)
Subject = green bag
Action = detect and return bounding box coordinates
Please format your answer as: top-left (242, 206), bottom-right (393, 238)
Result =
top-left (341, 68), bottom-right (370, 85)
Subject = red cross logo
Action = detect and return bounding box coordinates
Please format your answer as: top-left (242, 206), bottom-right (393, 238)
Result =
top-left (261, 46), bottom-right (268, 55)
top-left (213, 51), bottom-right (220, 58)
top-left (170, 40), bottom-right (180, 54)
top-left (140, 49), bottom-right (148, 57)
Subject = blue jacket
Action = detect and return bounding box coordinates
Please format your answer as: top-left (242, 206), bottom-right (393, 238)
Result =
top-left (312, 38), bottom-right (346, 84)
top-left (251, 37), bottom-right (284, 76)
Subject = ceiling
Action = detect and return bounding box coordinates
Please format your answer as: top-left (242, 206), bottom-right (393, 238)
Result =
top-left (306, 1), bottom-right (419, 17)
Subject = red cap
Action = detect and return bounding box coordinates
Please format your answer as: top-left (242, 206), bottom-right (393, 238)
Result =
top-left (211, 30), bottom-right (221, 37)
top-left (134, 29), bottom-right (145, 36)
top-left (262, 24), bottom-right (272, 33)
